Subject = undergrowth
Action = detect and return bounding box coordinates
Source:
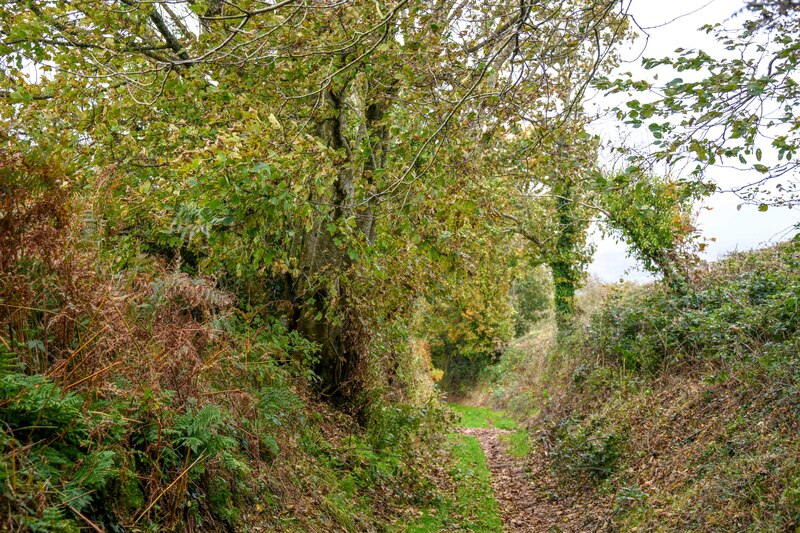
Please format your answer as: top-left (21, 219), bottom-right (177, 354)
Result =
top-left (0, 143), bottom-right (449, 531)
top-left (477, 238), bottom-right (800, 531)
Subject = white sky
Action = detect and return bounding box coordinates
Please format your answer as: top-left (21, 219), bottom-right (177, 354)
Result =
top-left (587, 0), bottom-right (800, 282)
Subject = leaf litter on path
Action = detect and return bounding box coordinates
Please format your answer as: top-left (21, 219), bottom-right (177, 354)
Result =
top-left (459, 427), bottom-right (612, 532)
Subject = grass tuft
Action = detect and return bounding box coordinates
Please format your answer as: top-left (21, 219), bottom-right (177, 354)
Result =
top-left (448, 404), bottom-right (516, 430)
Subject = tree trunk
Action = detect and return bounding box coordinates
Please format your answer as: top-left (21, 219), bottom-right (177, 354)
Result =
top-left (294, 84), bottom-right (389, 404)
top-left (550, 183), bottom-right (580, 333)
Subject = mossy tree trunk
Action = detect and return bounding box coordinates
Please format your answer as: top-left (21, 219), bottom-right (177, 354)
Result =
top-left (295, 77), bottom-right (391, 404)
top-left (549, 180), bottom-right (583, 333)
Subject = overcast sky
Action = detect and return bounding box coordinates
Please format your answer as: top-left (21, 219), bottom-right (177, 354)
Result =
top-left (587, 0), bottom-right (800, 282)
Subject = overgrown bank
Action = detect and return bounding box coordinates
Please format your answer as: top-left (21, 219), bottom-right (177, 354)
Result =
top-left (474, 239), bottom-right (800, 531)
top-left (0, 152), bottom-right (450, 531)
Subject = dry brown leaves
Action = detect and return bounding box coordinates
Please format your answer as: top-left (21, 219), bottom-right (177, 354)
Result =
top-left (461, 427), bottom-right (614, 532)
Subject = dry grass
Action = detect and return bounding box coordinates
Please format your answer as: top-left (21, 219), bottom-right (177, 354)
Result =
top-left (473, 242), bottom-right (800, 531)
top-left (521, 358), bottom-right (800, 531)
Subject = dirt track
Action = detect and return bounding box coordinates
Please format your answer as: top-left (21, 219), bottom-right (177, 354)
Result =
top-left (459, 427), bottom-right (612, 532)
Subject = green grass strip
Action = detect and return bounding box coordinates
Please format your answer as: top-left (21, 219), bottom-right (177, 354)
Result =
top-left (448, 403), bottom-right (516, 430)
top-left (500, 428), bottom-right (531, 458)
top-left (405, 433), bottom-right (503, 532)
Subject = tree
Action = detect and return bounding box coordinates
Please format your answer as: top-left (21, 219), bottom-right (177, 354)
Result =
top-left (414, 239), bottom-right (521, 394)
top-left (511, 266), bottom-right (552, 337)
top-left (591, 170), bottom-right (710, 290)
top-left (490, 123), bottom-right (603, 331)
top-left (596, 1), bottom-right (800, 207)
top-left (1, 0), bottom-right (628, 401)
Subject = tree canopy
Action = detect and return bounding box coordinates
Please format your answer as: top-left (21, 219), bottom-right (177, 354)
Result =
top-left (597, 0), bottom-right (800, 207)
top-left (1, 0), bottom-right (637, 395)
top-left (3, 0), bottom-right (773, 394)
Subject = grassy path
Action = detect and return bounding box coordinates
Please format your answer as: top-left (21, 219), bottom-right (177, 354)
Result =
top-left (406, 404), bottom-right (526, 532)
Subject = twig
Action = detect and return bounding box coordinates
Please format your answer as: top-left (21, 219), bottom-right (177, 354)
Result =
top-left (134, 452), bottom-right (208, 525)
top-left (200, 347), bottom-right (229, 371)
top-left (69, 506), bottom-right (104, 532)
top-left (64, 362), bottom-right (122, 390)
top-left (199, 389), bottom-right (244, 396)
top-left (48, 325), bottom-right (109, 378)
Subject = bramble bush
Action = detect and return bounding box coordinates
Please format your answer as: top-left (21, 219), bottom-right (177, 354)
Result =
top-left (588, 239), bottom-right (800, 373)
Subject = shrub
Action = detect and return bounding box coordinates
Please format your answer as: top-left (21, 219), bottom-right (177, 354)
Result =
top-left (588, 239), bottom-right (800, 373)
top-left (550, 415), bottom-right (626, 481)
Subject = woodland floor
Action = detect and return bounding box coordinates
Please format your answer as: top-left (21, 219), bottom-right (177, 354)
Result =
top-left (449, 405), bottom-right (612, 533)
top-left (459, 427), bottom-right (535, 531)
